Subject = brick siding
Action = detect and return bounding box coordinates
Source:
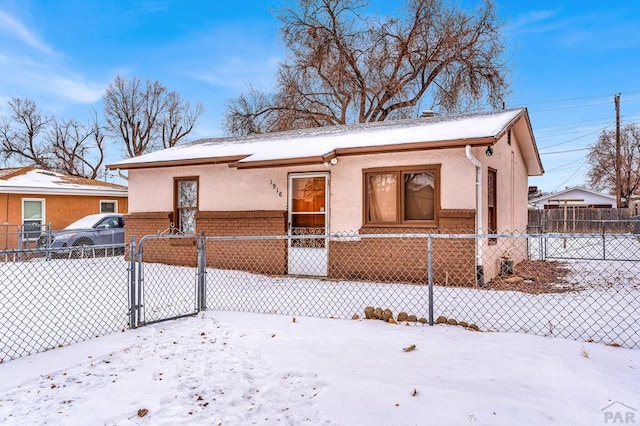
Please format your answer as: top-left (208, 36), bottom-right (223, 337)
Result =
top-left (125, 209), bottom-right (478, 286)
top-left (329, 209), bottom-right (477, 285)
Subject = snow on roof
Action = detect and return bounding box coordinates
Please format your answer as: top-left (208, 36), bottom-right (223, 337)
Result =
top-left (0, 167), bottom-right (128, 196)
top-left (109, 109), bottom-right (527, 168)
top-left (529, 186), bottom-right (617, 204)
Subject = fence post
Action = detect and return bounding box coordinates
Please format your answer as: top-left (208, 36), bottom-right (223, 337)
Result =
top-left (137, 238), bottom-right (146, 326)
top-left (128, 236), bottom-right (137, 329)
top-left (197, 231), bottom-right (206, 311)
top-left (427, 235), bottom-right (434, 326)
top-left (602, 222), bottom-right (607, 260)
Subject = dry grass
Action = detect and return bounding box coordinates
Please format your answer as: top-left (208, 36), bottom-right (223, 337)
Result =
top-left (487, 260), bottom-right (576, 294)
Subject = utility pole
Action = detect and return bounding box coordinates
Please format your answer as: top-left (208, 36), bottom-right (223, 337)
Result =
top-left (615, 93), bottom-right (621, 208)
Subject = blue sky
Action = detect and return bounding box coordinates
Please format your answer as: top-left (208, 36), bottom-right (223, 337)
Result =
top-left (1, 0), bottom-right (639, 193)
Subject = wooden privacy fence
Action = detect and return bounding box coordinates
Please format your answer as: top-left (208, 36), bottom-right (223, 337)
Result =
top-left (528, 208), bottom-right (639, 233)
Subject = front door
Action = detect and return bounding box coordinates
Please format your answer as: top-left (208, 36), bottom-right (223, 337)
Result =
top-left (288, 173), bottom-right (329, 276)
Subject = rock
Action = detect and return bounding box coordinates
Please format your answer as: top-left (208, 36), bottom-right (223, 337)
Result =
top-left (418, 317), bottom-right (428, 324)
top-left (388, 317), bottom-right (397, 324)
top-left (436, 316), bottom-right (448, 324)
top-left (364, 306), bottom-right (374, 319)
top-left (407, 315), bottom-right (417, 322)
top-left (352, 314), bottom-right (360, 320)
top-left (467, 324), bottom-right (480, 331)
top-left (459, 321), bottom-right (468, 328)
top-left (447, 318), bottom-right (458, 326)
top-left (373, 307), bottom-right (383, 320)
top-left (397, 312), bottom-right (409, 322)
top-left (382, 309), bottom-right (393, 322)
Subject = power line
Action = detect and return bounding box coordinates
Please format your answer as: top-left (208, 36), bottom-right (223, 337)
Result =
top-left (552, 161), bottom-right (588, 192)
top-left (544, 158), bottom-right (587, 173)
top-left (539, 147), bottom-right (591, 155)
top-left (512, 90), bottom-right (640, 107)
top-left (531, 100), bottom-right (613, 113)
top-left (535, 118), bottom-right (614, 132)
top-left (538, 128), bottom-right (605, 150)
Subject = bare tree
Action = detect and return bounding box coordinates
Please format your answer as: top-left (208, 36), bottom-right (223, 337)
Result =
top-left (47, 114), bottom-right (105, 179)
top-left (103, 75), bottom-right (204, 157)
top-left (0, 97), bottom-right (51, 166)
top-left (587, 123), bottom-right (640, 207)
top-left (224, 0), bottom-right (508, 135)
top-left (161, 92), bottom-right (205, 149)
top-left (0, 97), bottom-right (105, 179)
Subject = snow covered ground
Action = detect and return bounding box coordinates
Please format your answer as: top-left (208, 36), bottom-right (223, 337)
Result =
top-left (0, 311), bottom-right (637, 425)
top-left (528, 233), bottom-right (640, 261)
top-left (3, 250), bottom-right (640, 363)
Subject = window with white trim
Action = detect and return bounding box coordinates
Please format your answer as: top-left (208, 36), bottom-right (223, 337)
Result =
top-left (22, 199), bottom-right (45, 240)
top-left (100, 200), bottom-right (117, 213)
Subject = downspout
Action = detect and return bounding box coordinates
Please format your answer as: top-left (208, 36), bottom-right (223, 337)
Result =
top-left (116, 169), bottom-right (128, 181)
top-left (465, 145), bottom-right (485, 287)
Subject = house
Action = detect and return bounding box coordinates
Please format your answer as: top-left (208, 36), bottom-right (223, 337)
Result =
top-left (107, 108), bottom-right (543, 286)
top-left (0, 167), bottom-right (128, 249)
top-left (529, 187), bottom-right (617, 209)
top-left (528, 187), bottom-right (630, 233)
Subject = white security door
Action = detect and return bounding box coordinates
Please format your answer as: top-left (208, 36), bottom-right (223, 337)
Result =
top-left (288, 173), bottom-right (329, 276)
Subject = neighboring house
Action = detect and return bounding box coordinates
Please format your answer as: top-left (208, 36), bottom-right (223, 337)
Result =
top-left (529, 187), bottom-right (617, 209)
top-left (528, 187), bottom-right (630, 233)
top-left (107, 108), bottom-right (543, 285)
top-left (0, 167), bottom-right (128, 249)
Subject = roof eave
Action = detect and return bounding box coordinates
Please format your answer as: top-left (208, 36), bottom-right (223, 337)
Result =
top-left (0, 186), bottom-right (128, 196)
top-left (518, 109), bottom-right (545, 176)
top-left (106, 155), bottom-right (249, 171)
top-left (123, 137), bottom-right (498, 171)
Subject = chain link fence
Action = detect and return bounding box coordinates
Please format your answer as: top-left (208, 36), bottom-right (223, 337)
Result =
top-left (0, 223), bottom-right (50, 253)
top-left (0, 243), bottom-right (129, 362)
top-left (534, 219), bottom-right (640, 234)
top-left (201, 232), bottom-right (639, 348)
top-left (2, 231), bottom-right (639, 362)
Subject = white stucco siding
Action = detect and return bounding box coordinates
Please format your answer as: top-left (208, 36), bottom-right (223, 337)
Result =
top-left (481, 127), bottom-right (531, 280)
top-left (199, 166), bottom-right (290, 211)
top-left (481, 128), bottom-right (530, 233)
top-left (128, 148), bottom-right (476, 233)
top-left (128, 168), bottom-right (174, 212)
top-left (328, 149), bottom-right (475, 232)
top-left (128, 165), bottom-right (304, 212)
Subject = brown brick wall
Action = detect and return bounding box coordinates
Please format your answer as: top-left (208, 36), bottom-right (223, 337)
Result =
top-left (124, 212), bottom-right (196, 265)
top-left (196, 211), bottom-right (287, 236)
top-left (438, 209), bottom-right (476, 232)
top-left (125, 210), bottom-right (288, 274)
top-left (125, 211), bottom-right (172, 242)
top-left (125, 208), bottom-right (478, 286)
top-left (329, 209), bottom-right (477, 285)
top-left (198, 211), bottom-right (287, 275)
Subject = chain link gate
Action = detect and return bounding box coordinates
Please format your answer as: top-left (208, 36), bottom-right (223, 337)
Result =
top-left (129, 233), bottom-right (206, 328)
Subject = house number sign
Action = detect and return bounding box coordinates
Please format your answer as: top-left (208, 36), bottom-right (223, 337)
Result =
top-left (270, 180), bottom-right (283, 197)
